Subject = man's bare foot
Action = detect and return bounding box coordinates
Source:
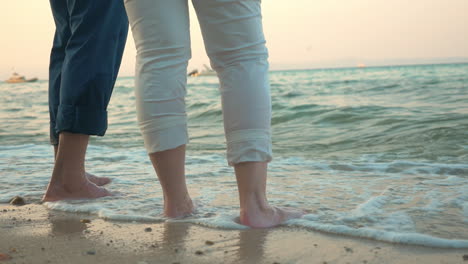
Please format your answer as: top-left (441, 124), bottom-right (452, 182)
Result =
top-left (42, 180), bottom-right (112, 202)
top-left (240, 206), bottom-right (304, 228)
top-left (164, 194), bottom-right (194, 218)
top-left (86, 172), bottom-right (111, 186)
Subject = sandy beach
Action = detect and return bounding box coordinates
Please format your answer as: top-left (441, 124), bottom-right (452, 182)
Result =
top-left (0, 204), bottom-right (466, 264)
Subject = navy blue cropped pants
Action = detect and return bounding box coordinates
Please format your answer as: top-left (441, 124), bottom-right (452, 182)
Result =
top-left (48, 0), bottom-right (128, 145)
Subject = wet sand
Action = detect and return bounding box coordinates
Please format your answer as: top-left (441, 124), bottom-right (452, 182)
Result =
top-left (0, 204), bottom-right (466, 264)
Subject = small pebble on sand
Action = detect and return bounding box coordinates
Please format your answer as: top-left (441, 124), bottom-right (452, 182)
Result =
top-left (144, 227), bottom-right (152, 232)
top-left (0, 253), bottom-right (12, 261)
top-left (463, 254), bottom-right (468, 261)
top-left (9, 196), bottom-right (26, 206)
top-left (195, 250), bottom-right (204, 255)
top-left (205, 240), bottom-right (214, 246)
top-left (80, 219), bottom-right (91, 224)
top-left (86, 250), bottom-right (96, 255)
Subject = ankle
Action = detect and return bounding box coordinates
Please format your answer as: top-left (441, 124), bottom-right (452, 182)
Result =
top-left (48, 172), bottom-right (88, 190)
top-left (164, 190), bottom-right (191, 203)
top-left (164, 199), bottom-right (193, 218)
top-left (49, 179), bottom-right (88, 192)
top-left (240, 193), bottom-right (270, 216)
top-left (63, 179), bottom-right (90, 193)
top-left (163, 192), bottom-right (193, 218)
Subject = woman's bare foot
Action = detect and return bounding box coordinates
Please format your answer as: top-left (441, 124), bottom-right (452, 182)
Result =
top-left (86, 172), bottom-right (111, 186)
top-left (164, 193), bottom-right (194, 218)
top-left (42, 180), bottom-right (112, 202)
top-left (240, 206), bottom-right (304, 228)
top-left (234, 162), bottom-right (304, 228)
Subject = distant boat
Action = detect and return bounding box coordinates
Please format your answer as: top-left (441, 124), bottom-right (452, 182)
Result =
top-left (188, 64), bottom-right (216, 77)
top-left (5, 72), bottom-right (38, 83)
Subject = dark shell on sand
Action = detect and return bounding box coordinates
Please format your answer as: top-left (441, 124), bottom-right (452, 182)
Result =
top-left (9, 196), bottom-right (26, 206)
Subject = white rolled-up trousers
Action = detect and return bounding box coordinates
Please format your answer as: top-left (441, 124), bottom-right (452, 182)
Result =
top-left (124, 0), bottom-right (272, 165)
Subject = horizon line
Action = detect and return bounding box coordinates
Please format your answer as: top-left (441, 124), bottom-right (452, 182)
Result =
top-left (116, 61), bottom-right (468, 78)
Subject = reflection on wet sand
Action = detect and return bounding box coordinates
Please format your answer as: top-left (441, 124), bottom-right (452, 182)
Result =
top-left (159, 221), bottom-right (191, 259)
top-left (48, 211), bottom-right (88, 235)
top-left (0, 204), bottom-right (465, 264)
top-left (237, 228), bottom-right (269, 263)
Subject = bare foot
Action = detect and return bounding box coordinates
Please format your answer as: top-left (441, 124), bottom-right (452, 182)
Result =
top-left (164, 194), bottom-right (194, 218)
top-left (86, 172), bottom-right (111, 186)
top-left (42, 180), bottom-right (112, 202)
top-left (240, 206), bottom-right (304, 228)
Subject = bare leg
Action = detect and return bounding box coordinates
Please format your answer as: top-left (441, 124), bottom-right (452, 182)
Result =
top-left (53, 144), bottom-right (111, 186)
top-left (235, 162), bottom-right (304, 228)
top-left (148, 145), bottom-right (193, 218)
top-left (43, 132), bottom-right (111, 202)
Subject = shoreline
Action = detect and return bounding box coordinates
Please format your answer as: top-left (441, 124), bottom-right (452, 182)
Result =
top-left (1, 204), bottom-right (466, 264)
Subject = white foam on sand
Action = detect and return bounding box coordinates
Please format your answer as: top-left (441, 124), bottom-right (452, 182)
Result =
top-left (286, 217), bottom-right (468, 249)
top-left (171, 213), bottom-right (249, 230)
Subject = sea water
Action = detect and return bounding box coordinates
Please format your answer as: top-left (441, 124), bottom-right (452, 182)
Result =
top-left (1, 63), bottom-right (467, 248)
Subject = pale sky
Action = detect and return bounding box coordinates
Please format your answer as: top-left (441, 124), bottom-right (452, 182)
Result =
top-left (1, 0), bottom-right (467, 80)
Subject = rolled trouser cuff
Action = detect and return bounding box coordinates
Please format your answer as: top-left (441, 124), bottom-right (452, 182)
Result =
top-left (226, 129), bottom-right (272, 166)
top-left (55, 104), bottom-right (107, 136)
top-left (49, 122), bottom-right (59, 145)
top-left (140, 116), bottom-right (188, 154)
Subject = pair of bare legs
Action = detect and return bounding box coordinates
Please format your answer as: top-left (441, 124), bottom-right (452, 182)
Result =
top-left (42, 132), bottom-right (111, 202)
top-left (42, 132), bottom-right (303, 228)
top-left (150, 145), bottom-right (303, 228)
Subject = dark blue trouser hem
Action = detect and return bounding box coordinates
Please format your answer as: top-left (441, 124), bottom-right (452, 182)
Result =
top-left (50, 105), bottom-right (108, 145)
top-left (57, 104), bottom-right (107, 134)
